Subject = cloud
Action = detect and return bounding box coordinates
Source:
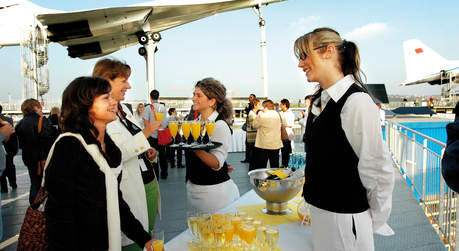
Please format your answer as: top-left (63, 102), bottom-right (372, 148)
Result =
top-left (344, 23), bottom-right (389, 40)
top-left (288, 16), bottom-right (321, 35)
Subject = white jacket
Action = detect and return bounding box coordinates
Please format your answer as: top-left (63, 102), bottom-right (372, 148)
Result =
top-left (107, 103), bottom-right (152, 247)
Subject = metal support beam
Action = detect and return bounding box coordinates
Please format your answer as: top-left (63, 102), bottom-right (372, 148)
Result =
top-left (253, 5), bottom-right (268, 98)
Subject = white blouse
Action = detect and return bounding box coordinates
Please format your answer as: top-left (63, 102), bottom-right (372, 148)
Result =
top-left (309, 74), bottom-right (395, 235)
top-left (200, 110), bottom-right (231, 171)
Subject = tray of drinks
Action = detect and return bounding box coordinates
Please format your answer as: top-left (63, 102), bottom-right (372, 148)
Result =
top-left (169, 141), bottom-right (223, 150)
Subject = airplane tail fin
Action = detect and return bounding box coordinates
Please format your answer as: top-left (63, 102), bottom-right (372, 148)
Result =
top-left (403, 39), bottom-right (447, 81)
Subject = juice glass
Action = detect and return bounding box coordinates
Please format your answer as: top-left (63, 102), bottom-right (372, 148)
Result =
top-left (205, 121), bottom-right (215, 146)
top-left (265, 227), bottom-right (279, 251)
top-left (151, 230), bottom-right (164, 251)
top-left (181, 121), bottom-right (191, 146)
top-left (168, 121), bottom-right (179, 146)
top-left (191, 121), bottom-right (201, 146)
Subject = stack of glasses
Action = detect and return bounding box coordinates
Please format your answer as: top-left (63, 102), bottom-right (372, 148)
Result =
top-left (187, 211), bottom-right (280, 251)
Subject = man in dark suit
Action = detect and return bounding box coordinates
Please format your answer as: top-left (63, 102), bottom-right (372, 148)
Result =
top-left (0, 105), bottom-right (18, 193)
top-left (241, 94), bottom-right (256, 163)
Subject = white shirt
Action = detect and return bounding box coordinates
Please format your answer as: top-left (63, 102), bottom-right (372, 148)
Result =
top-left (309, 74), bottom-right (395, 235)
top-left (281, 109), bottom-right (295, 141)
top-left (200, 111), bottom-right (231, 170)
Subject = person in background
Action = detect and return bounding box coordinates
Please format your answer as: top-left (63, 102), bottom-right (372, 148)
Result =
top-left (299, 95), bottom-right (313, 152)
top-left (250, 100), bottom-right (285, 171)
top-left (0, 119), bottom-right (14, 239)
top-left (295, 27), bottom-right (394, 250)
top-left (93, 58), bottom-right (162, 251)
top-left (0, 105), bottom-right (18, 193)
top-left (185, 78), bottom-right (239, 213)
top-left (185, 104), bottom-right (199, 121)
top-left (44, 77), bottom-right (155, 251)
top-left (280, 99), bottom-right (295, 168)
top-left (143, 90), bottom-right (169, 179)
top-left (15, 99), bottom-right (58, 204)
top-left (48, 106), bottom-right (60, 131)
top-left (134, 103), bottom-right (145, 129)
top-left (241, 94), bottom-right (256, 163)
top-left (274, 102), bottom-right (280, 112)
top-left (167, 108), bottom-right (184, 168)
top-left (246, 99), bottom-right (261, 168)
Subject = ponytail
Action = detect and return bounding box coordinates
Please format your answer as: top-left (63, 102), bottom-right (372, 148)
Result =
top-left (340, 40), bottom-right (367, 89)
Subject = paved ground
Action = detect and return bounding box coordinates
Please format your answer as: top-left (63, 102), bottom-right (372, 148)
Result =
top-left (0, 146), bottom-right (447, 250)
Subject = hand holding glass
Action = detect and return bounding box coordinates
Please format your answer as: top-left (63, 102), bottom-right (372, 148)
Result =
top-left (151, 230), bottom-right (164, 251)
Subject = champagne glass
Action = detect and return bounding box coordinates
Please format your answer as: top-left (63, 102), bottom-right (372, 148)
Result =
top-left (191, 121), bottom-right (201, 147)
top-left (265, 227), bottom-right (279, 251)
top-left (155, 104), bottom-right (166, 121)
top-left (187, 210), bottom-right (199, 239)
top-left (151, 230), bottom-right (164, 251)
top-left (169, 121), bottom-right (179, 147)
top-left (181, 121), bottom-right (191, 147)
top-left (205, 121), bottom-right (215, 146)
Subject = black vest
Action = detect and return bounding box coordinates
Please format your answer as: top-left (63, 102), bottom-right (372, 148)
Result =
top-left (185, 114), bottom-right (231, 185)
top-left (303, 84), bottom-right (370, 214)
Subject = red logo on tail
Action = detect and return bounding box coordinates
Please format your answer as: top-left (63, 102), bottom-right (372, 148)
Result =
top-left (415, 48), bottom-right (423, 54)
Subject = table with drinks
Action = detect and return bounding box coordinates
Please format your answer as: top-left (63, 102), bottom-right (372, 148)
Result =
top-left (165, 189), bottom-right (313, 251)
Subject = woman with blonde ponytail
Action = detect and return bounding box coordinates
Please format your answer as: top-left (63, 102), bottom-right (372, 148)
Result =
top-left (295, 28), bottom-right (394, 250)
top-left (185, 77), bottom-right (240, 213)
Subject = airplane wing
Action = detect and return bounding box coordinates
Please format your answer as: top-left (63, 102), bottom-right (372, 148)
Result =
top-left (36, 0), bottom-right (285, 59)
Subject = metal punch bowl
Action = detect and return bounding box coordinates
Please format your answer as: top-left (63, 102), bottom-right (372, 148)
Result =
top-left (248, 168), bottom-right (305, 215)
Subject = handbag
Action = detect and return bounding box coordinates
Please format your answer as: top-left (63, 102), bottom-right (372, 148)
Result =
top-left (241, 122), bottom-right (247, 132)
top-left (277, 112), bottom-right (289, 141)
top-left (158, 128), bottom-right (172, 146)
top-left (17, 187), bottom-right (48, 250)
top-left (149, 104), bottom-right (172, 146)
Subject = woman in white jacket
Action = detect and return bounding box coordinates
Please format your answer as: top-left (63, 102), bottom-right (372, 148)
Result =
top-left (93, 58), bottom-right (162, 251)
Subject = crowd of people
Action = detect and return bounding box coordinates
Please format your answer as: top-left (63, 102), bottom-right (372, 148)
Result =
top-left (0, 27), bottom-right (399, 251)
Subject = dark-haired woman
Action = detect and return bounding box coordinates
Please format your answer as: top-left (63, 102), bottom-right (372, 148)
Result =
top-left (185, 78), bottom-right (239, 213)
top-left (15, 98), bottom-right (58, 204)
top-left (295, 28), bottom-right (394, 250)
top-left (93, 58), bottom-right (162, 250)
top-left (44, 77), bottom-right (154, 251)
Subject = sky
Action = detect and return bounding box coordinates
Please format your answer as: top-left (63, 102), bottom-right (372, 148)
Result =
top-left (1, 0), bottom-right (459, 103)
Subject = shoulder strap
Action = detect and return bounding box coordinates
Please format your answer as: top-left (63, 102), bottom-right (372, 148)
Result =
top-left (277, 112), bottom-right (283, 126)
top-left (150, 104), bottom-right (157, 120)
top-left (38, 115), bottom-right (44, 134)
top-left (123, 103), bottom-right (133, 114)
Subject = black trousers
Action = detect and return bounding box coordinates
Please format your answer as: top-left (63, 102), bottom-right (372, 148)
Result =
top-left (249, 147), bottom-right (280, 171)
top-left (167, 146), bottom-right (183, 167)
top-left (281, 139), bottom-right (292, 167)
top-left (246, 142), bottom-right (255, 164)
top-left (0, 154), bottom-right (17, 191)
top-left (26, 164), bottom-right (42, 204)
top-left (149, 138), bottom-right (168, 178)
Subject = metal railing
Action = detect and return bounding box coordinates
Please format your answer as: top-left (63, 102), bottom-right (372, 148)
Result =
top-left (386, 120), bottom-right (457, 250)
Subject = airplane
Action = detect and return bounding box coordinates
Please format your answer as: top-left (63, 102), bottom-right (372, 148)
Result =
top-left (0, 0), bottom-right (286, 99)
top-left (402, 39), bottom-right (459, 87)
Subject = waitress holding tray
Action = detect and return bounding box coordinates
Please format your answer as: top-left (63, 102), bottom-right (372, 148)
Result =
top-left (185, 77), bottom-right (240, 213)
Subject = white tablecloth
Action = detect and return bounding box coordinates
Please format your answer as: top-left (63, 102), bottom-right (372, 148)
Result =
top-left (164, 190), bottom-right (313, 251)
top-left (229, 129), bottom-right (246, 152)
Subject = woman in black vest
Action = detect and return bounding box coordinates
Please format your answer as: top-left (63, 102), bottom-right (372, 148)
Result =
top-left (185, 78), bottom-right (240, 213)
top-left (294, 28), bottom-right (394, 250)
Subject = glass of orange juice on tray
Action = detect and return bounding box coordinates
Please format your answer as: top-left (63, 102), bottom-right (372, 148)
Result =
top-left (181, 121), bottom-right (191, 147)
top-left (205, 120), bottom-right (215, 146)
top-left (151, 230), bottom-right (164, 251)
top-left (190, 121), bottom-right (201, 146)
top-left (168, 121), bottom-right (179, 146)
